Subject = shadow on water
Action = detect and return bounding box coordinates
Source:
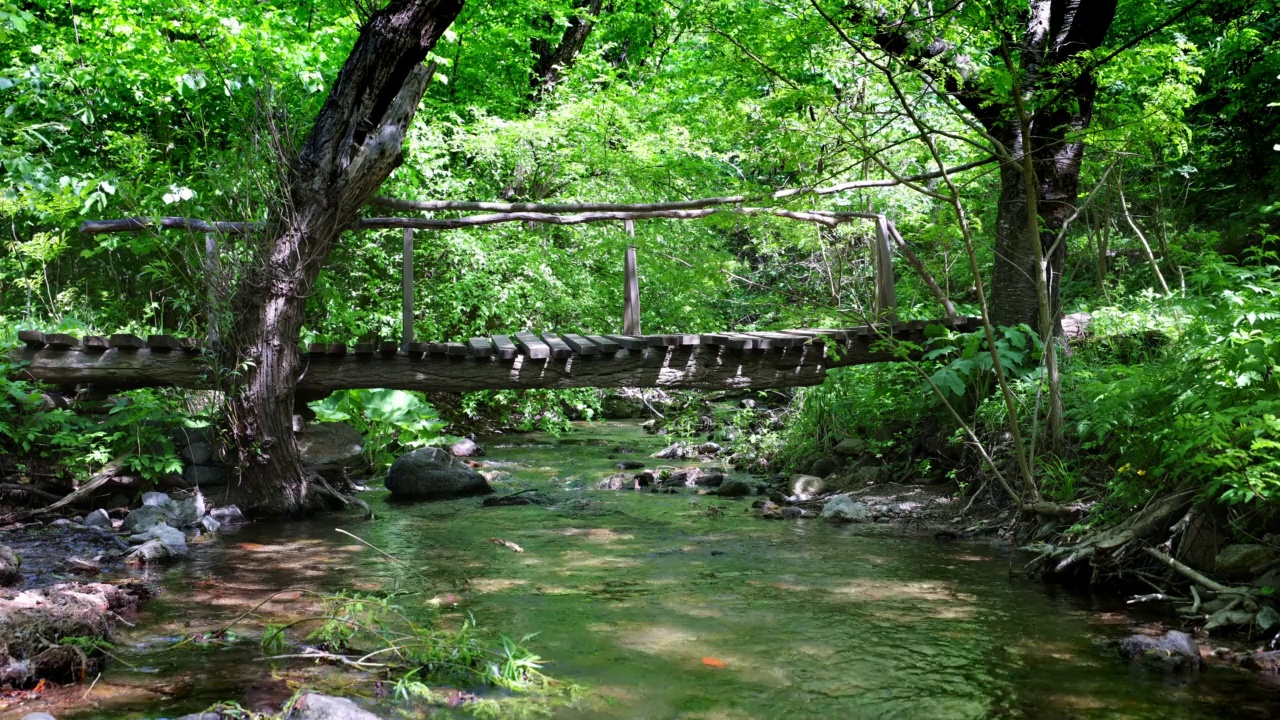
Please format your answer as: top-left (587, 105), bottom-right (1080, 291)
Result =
top-left (19, 421), bottom-right (1280, 719)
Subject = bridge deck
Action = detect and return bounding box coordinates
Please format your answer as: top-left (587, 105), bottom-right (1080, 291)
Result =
top-left (10, 318), bottom-right (979, 395)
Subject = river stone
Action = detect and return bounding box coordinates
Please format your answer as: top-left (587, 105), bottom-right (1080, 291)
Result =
top-left (1216, 544), bottom-right (1275, 579)
top-left (385, 447), bottom-right (493, 501)
top-left (856, 466), bottom-right (886, 484)
top-left (1239, 650), bottom-right (1280, 673)
top-left (82, 508), bottom-right (113, 530)
top-left (791, 474), bottom-right (825, 500)
top-left (449, 438), bottom-right (484, 457)
top-left (833, 438), bottom-right (868, 456)
top-left (696, 472), bottom-right (725, 487)
top-left (285, 692), bottom-right (384, 720)
top-left (0, 545), bottom-right (20, 586)
top-left (120, 505), bottom-right (170, 534)
top-left (128, 522), bottom-right (188, 552)
top-left (716, 478), bottom-right (753, 497)
top-left (759, 500), bottom-right (784, 519)
top-left (1118, 631), bottom-right (1201, 673)
top-left (652, 442), bottom-right (694, 460)
top-left (141, 491), bottom-right (175, 508)
top-left (695, 442), bottom-right (723, 457)
top-left (209, 505), bottom-right (246, 526)
top-left (179, 441), bottom-right (214, 465)
top-left (809, 456), bottom-right (841, 478)
top-left (22, 713), bottom-right (58, 720)
top-left (821, 495), bottom-right (871, 522)
top-left (615, 460), bottom-right (645, 470)
top-left (125, 538), bottom-right (184, 564)
top-left (198, 515), bottom-right (222, 534)
top-left (598, 473), bottom-right (635, 490)
top-left (297, 422), bottom-right (364, 467)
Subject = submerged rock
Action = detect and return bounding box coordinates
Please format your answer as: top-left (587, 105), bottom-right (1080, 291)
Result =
top-left (1118, 631), bottom-right (1201, 673)
top-left (1216, 544), bottom-right (1275, 579)
top-left (651, 443), bottom-right (694, 460)
top-left (209, 505), bottom-right (246, 526)
top-left (598, 473), bottom-right (636, 491)
top-left (285, 692), bottom-right (385, 720)
top-left (82, 508), bottom-right (113, 530)
top-left (386, 447), bottom-right (493, 501)
top-left (298, 422), bottom-right (365, 467)
top-left (717, 478), bottom-right (753, 497)
top-left (821, 495), bottom-right (870, 522)
top-left (125, 538), bottom-right (187, 564)
top-left (615, 460), bottom-right (646, 470)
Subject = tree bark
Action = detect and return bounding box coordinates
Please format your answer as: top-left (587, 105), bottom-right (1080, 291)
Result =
top-left (530, 0), bottom-right (604, 101)
top-left (226, 0), bottom-right (464, 515)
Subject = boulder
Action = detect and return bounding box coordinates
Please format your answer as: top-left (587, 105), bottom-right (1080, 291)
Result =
top-left (385, 447), bottom-right (493, 501)
top-left (716, 478), bottom-right (753, 497)
top-left (82, 508), bottom-right (113, 531)
top-left (790, 474), bottom-right (825, 501)
top-left (821, 495), bottom-right (871, 522)
top-left (781, 506), bottom-right (806, 520)
top-left (635, 471), bottom-right (657, 487)
top-left (696, 472), bottom-right (726, 487)
top-left (695, 442), bottom-right (723, 457)
top-left (198, 515), bottom-right (222, 534)
top-left (22, 713), bottom-right (58, 720)
top-left (809, 456), bottom-right (841, 478)
top-left (0, 545), bottom-right (20, 586)
top-left (1239, 650), bottom-right (1280, 673)
top-left (833, 438), bottom-right (868, 457)
top-left (662, 467), bottom-right (703, 488)
top-left (615, 460), bottom-right (645, 470)
top-left (449, 438), bottom-right (484, 457)
top-left (120, 505), bottom-right (170, 534)
top-left (141, 491), bottom-right (174, 508)
top-left (209, 505), bottom-right (246, 526)
top-left (1118, 631), bottom-right (1201, 673)
top-left (128, 522), bottom-right (188, 554)
top-left (759, 500), bottom-right (784, 519)
top-left (125, 539), bottom-right (185, 564)
top-left (285, 692), bottom-right (384, 720)
top-left (856, 466), bottom-right (886, 485)
top-left (297, 422), bottom-right (364, 467)
top-left (179, 441), bottom-right (214, 466)
top-left (598, 473), bottom-right (635, 491)
top-left (1216, 544), bottom-right (1275, 579)
top-left (183, 465), bottom-right (229, 486)
top-left (651, 443), bottom-right (695, 460)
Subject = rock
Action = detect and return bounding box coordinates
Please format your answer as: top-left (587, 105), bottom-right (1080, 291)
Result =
top-left (696, 472), bottom-right (726, 487)
top-left (449, 438), bottom-right (484, 457)
top-left (640, 419), bottom-right (662, 434)
top-left (833, 438), bottom-right (867, 456)
top-left (1216, 544), bottom-right (1275, 579)
top-left (297, 422), bottom-right (364, 467)
top-left (809, 456), bottom-right (841, 478)
top-left (598, 473), bottom-right (636, 490)
top-left (1259, 606), bottom-right (1280, 632)
top-left (790, 474), bottom-right (825, 501)
top-left (125, 538), bottom-right (185, 563)
top-left (385, 447), bottom-right (493, 501)
top-left (781, 506), bottom-right (805, 520)
top-left (183, 465), bottom-right (229, 486)
top-left (634, 471), bottom-right (657, 487)
top-left (179, 441), bottom-right (214, 465)
top-left (856, 466), bottom-right (886, 484)
top-left (821, 495), bottom-right (871, 522)
top-left (82, 508), bottom-right (113, 530)
top-left (120, 505), bottom-right (170, 534)
top-left (759, 501), bottom-right (784, 519)
top-left (0, 545), bottom-right (20, 586)
top-left (198, 515), bottom-right (222, 534)
top-left (1239, 650), bottom-right (1280, 673)
top-left (285, 693), bottom-right (384, 720)
top-left (127, 523), bottom-right (188, 556)
top-left (1253, 568), bottom-right (1280, 590)
top-left (1205, 609), bottom-right (1257, 633)
top-left (652, 443), bottom-right (694, 460)
top-left (209, 505), bottom-right (246, 526)
top-left (21, 713), bottom-right (58, 720)
top-left (662, 467), bottom-right (703, 488)
top-left (1118, 631), bottom-right (1201, 673)
top-left (615, 460), bottom-right (645, 470)
top-left (695, 442), bottom-right (723, 457)
top-left (716, 478), bottom-right (753, 497)
top-left (141, 492), bottom-right (175, 508)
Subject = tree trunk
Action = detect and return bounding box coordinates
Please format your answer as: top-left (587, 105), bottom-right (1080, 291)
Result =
top-left (530, 0), bottom-right (604, 101)
top-left (226, 0), bottom-right (464, 516)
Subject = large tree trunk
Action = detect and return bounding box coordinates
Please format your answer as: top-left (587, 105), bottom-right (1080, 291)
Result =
top-left (530, 0), bottom-right (604, 101)
top-left (227, 0), bottom-right (464, 515)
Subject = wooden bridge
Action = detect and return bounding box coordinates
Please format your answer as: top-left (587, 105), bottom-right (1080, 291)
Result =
top-left (10, 318), bottom-right (979, 396)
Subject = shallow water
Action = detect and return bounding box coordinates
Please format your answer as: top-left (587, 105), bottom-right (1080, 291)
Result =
top-left (22, 421), bottom-right (1280, 719)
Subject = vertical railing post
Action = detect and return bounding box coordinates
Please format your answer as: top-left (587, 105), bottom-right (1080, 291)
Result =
top-left (402, 228), bottom-right (415, 349)
top-left (872, 215), bottom-right (897, 321)
top-left (204, 232), bottom-right (221, 348)
top-left (623, 244), bottom-right (641, 335)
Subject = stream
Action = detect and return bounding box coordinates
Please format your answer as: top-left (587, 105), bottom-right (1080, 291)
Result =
top-left (18, 420), bottom-right (1280, 719)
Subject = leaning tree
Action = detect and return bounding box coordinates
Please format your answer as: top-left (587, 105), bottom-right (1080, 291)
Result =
top-left (226, 0), bottom-right (464, 514)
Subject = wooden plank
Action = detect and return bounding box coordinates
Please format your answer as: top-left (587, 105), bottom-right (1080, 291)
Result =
top-left (18, 330), bottom-right (46, 348)
top-left (513, 332), bottom-right (551, 360)
top-left (109, 334), bottom-right (145, 351)
top-left (428, 342), bottom-right (450, 356)
top-left (83, 335), bottom-right (110, 353)
top-left (467, 337), bottom-right (494, 357)
top-left (644, 334), bottom-right (680, 347)
top-left (560, 334), bottom-right (598, 356)
top-left (307, 343), bottom-right (328, 357)
top-left (491, 335), bottom-right (518, 361)
top-left (403, 228), bottom-right (414, 348)
top-left (676, 334), bottom-right (701, 347)
top-left (584, 335), bottom-right (621, 354)
top-left (379, 340), bottom-right (400, 355)
top-left (447, 342), bottom-right (469, 356)
top-left (327, 343), bottom-right (348, 356)
top-left (539, 333), bottom-right (573, 359)
top-left (147, 335), bottom-right (180, 353)
top-left (353, 342), bottom-right (375, 356)
top-left (407, 342), bottom-right (429, 357)
top-left (178, 337), bottom-right (202, 354)
top-left (749, 331), bottom-right (805, 348)
top-left (703, 334), bottom-right (748, 350)
top-left (724, 332), bottom-right (763, 350)
top-left (45, 333), bottom-right (80, 351)
top-left (623, 245), bottom-right (641, 335)
top-left (604, 335), bottom-right (647, 351)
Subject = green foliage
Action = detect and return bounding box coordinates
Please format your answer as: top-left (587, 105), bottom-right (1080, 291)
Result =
top-left (310, 389), bottom-right (451, 470)
top-left (459, 388), bottom-right (602, 434)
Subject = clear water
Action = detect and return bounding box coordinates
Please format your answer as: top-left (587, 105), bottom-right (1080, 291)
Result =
top-left (22, 421), bottom-right (1280, 719)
